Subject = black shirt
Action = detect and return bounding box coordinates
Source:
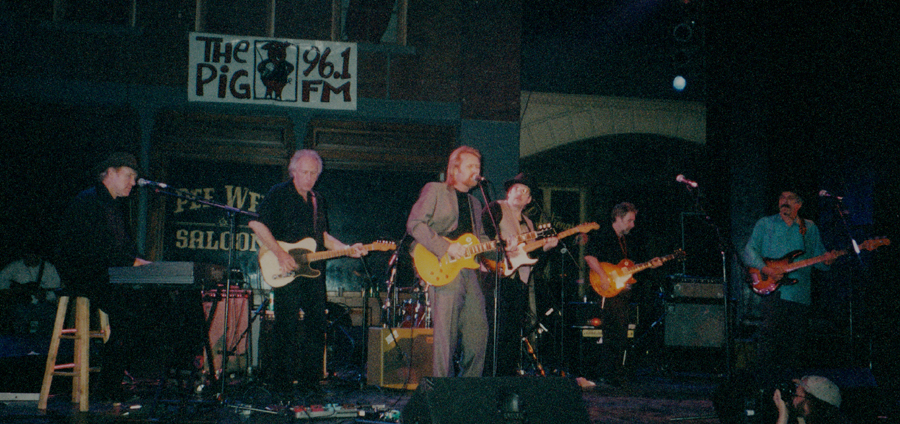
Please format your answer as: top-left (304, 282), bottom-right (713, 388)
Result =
top-left (55, 184), bottom-right (138, 299)
top-left (445, 190), bottom-right (475, 240)
top-left (256, 181), bottom-right (329, 253)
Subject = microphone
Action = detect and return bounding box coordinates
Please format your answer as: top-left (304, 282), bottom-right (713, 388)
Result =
top-left (137, 178), bottom-right (169, 189)
top-left (676, 174), bottom-right (698, 188)
top-left (818, 190), bottom-right (843, 200)
top-left (474, 175), bottom-right (488, 184)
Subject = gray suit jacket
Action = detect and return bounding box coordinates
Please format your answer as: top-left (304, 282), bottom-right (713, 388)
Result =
top-left (406, 182), bottom-right (487, 258)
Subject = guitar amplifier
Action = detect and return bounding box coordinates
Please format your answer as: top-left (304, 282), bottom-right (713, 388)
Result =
top-left (367, 327), bottom-right (433, 390)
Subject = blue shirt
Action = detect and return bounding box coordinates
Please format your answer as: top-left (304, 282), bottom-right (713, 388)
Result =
top-left (741, 214), bottom-right (828, 305)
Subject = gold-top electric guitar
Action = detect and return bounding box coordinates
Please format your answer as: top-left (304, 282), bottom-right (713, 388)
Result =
top-left (412, 230), bottom-right (540, 287)
top-left (259, 238), bottom-right (396, 288)
top-left (589, 249), bottom-right (686, 298)
top-left (748, 237), bottom-right (890, 295)
top-left (483, 222), bottom-right (600, 277)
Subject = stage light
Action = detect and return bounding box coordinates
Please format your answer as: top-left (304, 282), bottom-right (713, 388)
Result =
top-left (673, 75), bottom-right (687, 91)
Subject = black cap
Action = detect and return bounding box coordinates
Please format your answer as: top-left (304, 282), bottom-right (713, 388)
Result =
top-left (504, 173), bottom-right (534, 193)
top-left (93, 152), bottom-right (138, 175)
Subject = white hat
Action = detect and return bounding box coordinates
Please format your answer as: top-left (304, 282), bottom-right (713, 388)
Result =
top-left (796, 375), bottom-right (841, 408)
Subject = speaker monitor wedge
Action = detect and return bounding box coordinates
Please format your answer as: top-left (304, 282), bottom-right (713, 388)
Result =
top-left (403, 376), bottom-right (590, 424)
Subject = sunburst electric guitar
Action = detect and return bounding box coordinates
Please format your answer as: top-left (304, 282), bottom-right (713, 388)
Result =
top-left (590, 249), bottom-right (686, 298)
top-left (483, 222), bottom-right (600, 277)
top-left (412, 230), bottom-right (541, 287)
top-left (748, 237), bottom-right (890, 295)
top-left (259, 238), bottom-right (396, 288)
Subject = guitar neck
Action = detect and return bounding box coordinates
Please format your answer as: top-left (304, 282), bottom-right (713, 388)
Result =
top-left (465, 230), bottom-right (538, 257)
top-left (521, 225), bottom-right (594, 253)
top-left (305, 243), bottom-right (376, 262)
top-left (622, 252), bottom-right (679, 276)
top-left (782, 249), bottom-right (847, 273)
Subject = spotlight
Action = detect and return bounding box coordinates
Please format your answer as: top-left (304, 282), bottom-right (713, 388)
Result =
top-left (672, 75), bottom-right (687, 91)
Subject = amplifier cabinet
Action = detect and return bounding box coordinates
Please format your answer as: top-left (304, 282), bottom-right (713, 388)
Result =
top-left (664, 302), bottom-right (725, 348)
top-left (367, 327), bottom-right (433, 390)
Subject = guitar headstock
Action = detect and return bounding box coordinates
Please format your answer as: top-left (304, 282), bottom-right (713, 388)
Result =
top-left (576, 222), bottom-right (600, 232)
top-left (672, 249), bottom-right (688, 261)
top-left (860, 237), bottom-right (890, 251)
top-left (536, 223), bottom-right (553, 237)
top-left (369, 240), bottom-right (397, 252)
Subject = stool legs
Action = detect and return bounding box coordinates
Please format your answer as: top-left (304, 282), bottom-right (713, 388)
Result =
top-left (74, 296), bottom-right (90, 409)
top-left (38, 296), bottom-right (68, 410)
top-left (38, 296), bottom-right (108, 412)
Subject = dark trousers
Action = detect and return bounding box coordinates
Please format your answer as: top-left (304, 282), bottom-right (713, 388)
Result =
top-left (270, 276), bottom-right (326, 388)
top-left (754, 295), bottom-right (810, 383)
top-left (599, 294), bottom-right (630, 381)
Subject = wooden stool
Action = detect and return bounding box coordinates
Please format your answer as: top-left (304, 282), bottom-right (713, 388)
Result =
top-left (38, 296), bottom-right (110, 412)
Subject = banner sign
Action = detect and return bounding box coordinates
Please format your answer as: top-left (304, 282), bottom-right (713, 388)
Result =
top-left (161, 159), bottom-right (283, 277)
top-left (188, 32), bottom-right (357, 110)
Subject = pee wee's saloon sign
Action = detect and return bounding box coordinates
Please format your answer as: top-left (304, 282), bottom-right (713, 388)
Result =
top-left (188, 32), bottom-right (357, 110)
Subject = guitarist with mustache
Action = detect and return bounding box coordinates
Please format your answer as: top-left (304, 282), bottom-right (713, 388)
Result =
top-left (406, 146), bottom-right (490, 378)
top-left (741, 189), bottom-right (836, 378)
top-left (249, 150), bottom-right (367, 392)
top-left (583, 202), bottom-right (661, 387)
top-left (480, 173), bottom-right (558, 376)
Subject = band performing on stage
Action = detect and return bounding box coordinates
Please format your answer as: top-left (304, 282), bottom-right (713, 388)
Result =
top-left (2, 147), bottom-right (884, 424)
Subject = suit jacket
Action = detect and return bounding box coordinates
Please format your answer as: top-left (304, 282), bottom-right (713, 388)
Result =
top-left (406, 182), bottom-right (487, 258)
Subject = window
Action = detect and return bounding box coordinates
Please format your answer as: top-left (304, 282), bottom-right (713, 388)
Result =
top-left (333, 0), bottom-right (407, 45)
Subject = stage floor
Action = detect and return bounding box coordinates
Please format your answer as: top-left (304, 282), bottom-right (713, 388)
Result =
top-left (2, 369), bottom-right (725, 424)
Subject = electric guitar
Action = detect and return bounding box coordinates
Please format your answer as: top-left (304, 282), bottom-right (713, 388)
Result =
top-left (748, 237), bottom-right (890, 295)
top-left (412, 230), bottom-right (540, 287)
top-left (589, 249), bottom-right (686, 298)
top-left (259, 238), bottom-right (396, 288)
top-left (483, 222), bottom-right (600, 277)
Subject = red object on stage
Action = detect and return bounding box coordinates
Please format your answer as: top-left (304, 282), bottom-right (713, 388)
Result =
top-left (202, 286), bottom-right (250, 373)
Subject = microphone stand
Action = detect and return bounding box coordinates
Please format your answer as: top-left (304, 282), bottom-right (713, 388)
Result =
top-left (824, 194), bottom-right (866, 366)
top-left (141, 184), bottom-right (258, 400)
top-left (681, 183), bottom-right (733, 381)
top-left (227, 296), bottom-right (268, 373)
top-left (527, 201), bottom-right (579, 376)
top-left (382, 235), bottom-right (406, 328)
top-left (475, 179), bottom-right (509, 377)
top-left (356, 254), bottom-right (377, 388)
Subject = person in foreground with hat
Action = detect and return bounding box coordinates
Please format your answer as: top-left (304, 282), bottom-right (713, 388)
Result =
top-left (480, 173), bottom-right (558, 376)
top-left (55, 152), bottom-right (151, 401)
top-left (773, 375), bottom-right (849, 424)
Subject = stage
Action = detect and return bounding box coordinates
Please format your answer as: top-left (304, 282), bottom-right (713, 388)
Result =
top-left (3, 370), bottom-right (722, 424)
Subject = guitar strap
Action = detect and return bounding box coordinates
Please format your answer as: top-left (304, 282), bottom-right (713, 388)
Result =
top-left (311, 191), bottom-right (318, 248)
top-left (35, 260), bottom-right (45, 286)
top-left (617, 235), bottom-right (628, 259)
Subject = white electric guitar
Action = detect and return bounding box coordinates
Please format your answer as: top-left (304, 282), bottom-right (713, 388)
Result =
top-left (259, 238), bottom-right (396, 288)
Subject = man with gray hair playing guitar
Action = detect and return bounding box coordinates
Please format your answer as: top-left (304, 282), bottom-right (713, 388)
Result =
top-left (249, 149), bottom-right (367, 392)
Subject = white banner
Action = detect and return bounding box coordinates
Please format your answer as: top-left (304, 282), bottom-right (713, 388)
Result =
top-left (188, 32), bottom-right (357, 110)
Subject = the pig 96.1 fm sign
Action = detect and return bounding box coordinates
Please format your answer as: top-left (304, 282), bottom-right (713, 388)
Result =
top-left (188, 32), bottom-right (357, 110)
